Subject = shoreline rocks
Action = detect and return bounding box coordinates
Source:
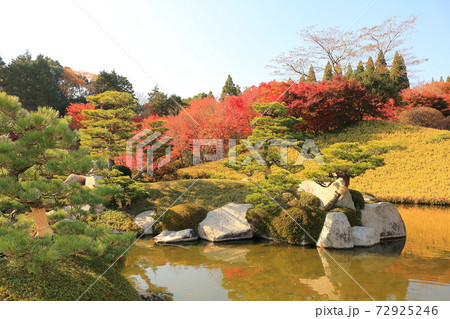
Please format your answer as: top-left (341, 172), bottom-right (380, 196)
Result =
top-left (198, 203), bottom-right (254, 242)
top-left (133, 210), bottom-right (156, 235)
top-left (361, 202), bottom-right (406, 239)
top-left (351, 226), bottom-right (380, 247)
top-left (317, 212), bottom-right (354, 249)
top-left (153, 229), bottom-right (198, 244)
top-left (298, 179), bottom-right (356, 211)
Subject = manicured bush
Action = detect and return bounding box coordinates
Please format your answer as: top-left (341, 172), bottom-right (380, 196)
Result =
top-left (112, 165), bottom-right (132, 177)
top-left (86, 210), bottom-right (143, 233)
top-left (349, 189), bottom-right (365, 210)
top-left (160, 204), bottom-right (208, 231)
top-left (246, 208), bottom-right (277, 237)
top-left (332, 207), bottom-right (362, 226)
top-left (288, 192), bottom-right (321, 209)
top-left (398, 107), bottom-right (447, 129)
top-left (270, 207), bottom-right (326, 245)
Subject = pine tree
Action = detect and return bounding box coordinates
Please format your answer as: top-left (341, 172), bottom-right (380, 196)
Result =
top-left (439, 76), bottom-right (444, 82)
top-left (81, 91), bottom-right (137, 170)
top-left (323, 62), bottom-right (333, 81)
top-left (307, 65), bottom-right (317, 82)
top-left (390, 52), bottom-right (410, 91)
top-left (354, 61), bottom-right (365, 81)
top-left (93, 70), bottom-right (134, 96)
top-left (374, 51), bottom-right (388, 75)
top-left (220, 75), bottom-right (240, 100)
top-left (0, 92), bottom-right (96, 237)
top-left (344, 64), bottom-right (353, 79)
top-left (365, 56), bottom-right (375, 76)
top-left (446, 76), bottom-right (450, 83)
top-left (299, 74), bottom-right (306, 82)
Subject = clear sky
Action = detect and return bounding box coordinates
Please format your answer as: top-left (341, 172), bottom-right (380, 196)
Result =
top-left (1, 0), bottom-right (449, 99)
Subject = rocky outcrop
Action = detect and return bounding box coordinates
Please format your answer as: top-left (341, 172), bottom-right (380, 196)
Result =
top-left (63, 174), bottom-right (86, 185)
top-left (198, 203), bottom-right (254, 242)
top-left (85, 175), bottom-right (104, 188)
top-left (351, 226), bottom-right (380, 247)
top-left (317, 212), bottom-right (353, 249)
top-left (298, 179), bottom-right (356, 210)
top-left (153, 229), bottom-right (198, 244)
top-left (133, 210), bottom-right (156, 235)
top-left (361, 202), bottom-right (406, 239)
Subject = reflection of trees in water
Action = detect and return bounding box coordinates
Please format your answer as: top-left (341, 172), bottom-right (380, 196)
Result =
top-left (121, 238), bottom-right (409, 301)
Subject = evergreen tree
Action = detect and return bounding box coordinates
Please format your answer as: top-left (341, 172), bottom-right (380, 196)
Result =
top-left (0, 55), bottom-right (5, 90)
top-left (439, 76), bottom-right (444, 82)
top-left (207, 91), bottom-right (215, 98)
top-left (323, 62), bottom-right (333, 81)
top-left (344, 64), bottom-right (353, 79)
top-left (354, 61), bottom-right (365, 80)
top-left (365, 56), bottom-right (375, 76)
top-left (93, 70), bottom-right (134, 96)
top-left (147, 86), bottom-right (184, 116)
top-left (2, 52), bottom-right (64, 112)
top-left (307, 65), bottom-right (317, 82)
top-left (81, 91), bottom-right (137, 170)
top-left (390, 52), bottom-right (410, 91)
top-left (446, 76), bottom-right (450, 83)
top-left (220, 75), bottom-right (240, 100)
top-left (374, 51), bottom-right (388, 75)
top-left (0, 92), bottom-right (98, 237)
top-left (299, 74), bottom-right (306, 82)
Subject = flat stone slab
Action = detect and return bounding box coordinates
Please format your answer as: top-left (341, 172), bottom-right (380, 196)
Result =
top-left (85, 175), bottom-right (104, 188)
top-left (153, 229), bottom-right (198, 244)
top-left (133, 210), bottom-right (156, 235)
top-left (351, 226), bottom-right (380, 247)
top-left (298, 179), bottom-right (356, 210)
top-left (361, 202), bottom-right (406, 239)
top-left (317, 212), bottom-right (354, 249)
top-left (198, 203), bottom-right (254, 242)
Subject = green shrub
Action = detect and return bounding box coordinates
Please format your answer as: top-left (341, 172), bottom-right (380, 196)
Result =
top-left (349, 189), bottom-right (365, 210)
top-left (160, 204), bottom-right (207, 231)
top-left (246, 208), bottom-right (278, 237)
top-left (210, 174), bottom-right (226, 179)
top-left (332, 207), bottom-right (362, 226)
top-left (288, 192), bottom-right (321, 209)
top-left (271, 207), bottom-right (326, 245)
top-left (86, 210), bottom-right (143, 234)
top-left (112, 165), bottom-right (132, 178)
top-left (47, 209), bottom-right (68, 223)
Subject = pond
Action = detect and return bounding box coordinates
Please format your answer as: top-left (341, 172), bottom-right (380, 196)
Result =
top-left (120, 205), bottom-right (450, 301)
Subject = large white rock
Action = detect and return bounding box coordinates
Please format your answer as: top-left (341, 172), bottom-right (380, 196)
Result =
top-left (64, 174), bottom-right (86, 185)
top-left (317, 212), bottom-right (354, 249)
top-left (351, 226), bottom-right (380, 247)
top-left (85, 175), bottom-right (104, 188)
top-left (198, 203), bottom-right (254, 242)
top-left (298, 179), bottom-right (356, 210)
top-left (361, 202), bottom-right (406, 239)
top-left (153, 229), bottom-right (198, 244)
top-left (133, 210), bottom-right (156, 235)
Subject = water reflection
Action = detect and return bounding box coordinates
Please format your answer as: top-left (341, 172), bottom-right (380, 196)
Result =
top-left (121, 206), bottom-right (450, 301)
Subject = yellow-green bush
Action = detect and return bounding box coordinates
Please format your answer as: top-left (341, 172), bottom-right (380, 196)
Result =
top-left (160, 204), bottom-right (207, 231)
top-left (349, 189), bottom-right (365, 210)
top-left (332, 207), bottom-right (362, 226)
top-left (87, 210), bottom-right (143, 233)
top-left (271, 207), bottom-right (326, 245)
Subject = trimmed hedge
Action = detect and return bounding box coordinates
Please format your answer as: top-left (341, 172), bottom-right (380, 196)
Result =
top-left (246, 208), bottom-right (278, 237)
top-left (271, 207), bottom-right (327, 245)
top-left (288, 192), bottom-right (321, 209)
top-left (160, 204), bottom-right (207, 231)
top-left (349, 189), bottom-right (365, 210)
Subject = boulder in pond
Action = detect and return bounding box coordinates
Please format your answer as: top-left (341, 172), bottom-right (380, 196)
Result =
top-left (317, 212), bottom-right (353, 249)
top-left (153, 229), bottom-right (198, 244)
top-left (298, 179), bottom-right (356, 211)
top-left (198, 203), bottom-right (254, 242)
top-left (351, 226), bottom-right (380, 247)
top-left (361, 202), bottom-right (406, 239)
top-left (133, 210), bottom-right (156, 235)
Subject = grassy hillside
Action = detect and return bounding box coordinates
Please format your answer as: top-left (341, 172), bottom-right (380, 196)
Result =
top-left (172, 120), bottom-right (449, 205)
top-left (127, 179), bottom-right (254, 216)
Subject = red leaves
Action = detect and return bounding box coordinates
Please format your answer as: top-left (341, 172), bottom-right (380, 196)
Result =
top-left (400, 82), bottom-right (450, 116)
top-left (66, 102), bottom-right (95, 129)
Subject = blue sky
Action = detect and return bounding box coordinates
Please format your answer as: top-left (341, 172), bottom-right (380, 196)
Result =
top-left (1, 0), bottom-right (449, 99)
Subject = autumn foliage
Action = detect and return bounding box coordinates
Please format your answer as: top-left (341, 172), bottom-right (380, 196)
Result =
top-left (400, 82), bottom-right (450, 116)
top-left (66, 102), bottom-right (95, 129)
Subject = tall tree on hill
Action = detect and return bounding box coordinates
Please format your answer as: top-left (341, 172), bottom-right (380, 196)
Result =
top-left (447, 76), bottom-right (450, 83)
top-left (344, 64), bottom-right (353, 79)
top-left (306, 65), bottom-right (317, 82)
top-left (323, 62), bottom-right (333, 81)
top-left (374, 51), bottom-right (388, 75)
top-left (146, 86), bottom-right (185, 116)
top-left (390, 51), bottom-right (410, 91)
top-left (1, 52), bottom-right (64, 112)
top-left (299, 74), bottom-right (306, 82)
top-left (220, 75), bottom-right (241, 101)
top-left (93, 70), bottom-right (134, 96)
top-left (80, 91), bottom-right (136, 170)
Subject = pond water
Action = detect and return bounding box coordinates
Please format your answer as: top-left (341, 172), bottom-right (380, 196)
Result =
top-left (120, 205), bottom-right (450, 301)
